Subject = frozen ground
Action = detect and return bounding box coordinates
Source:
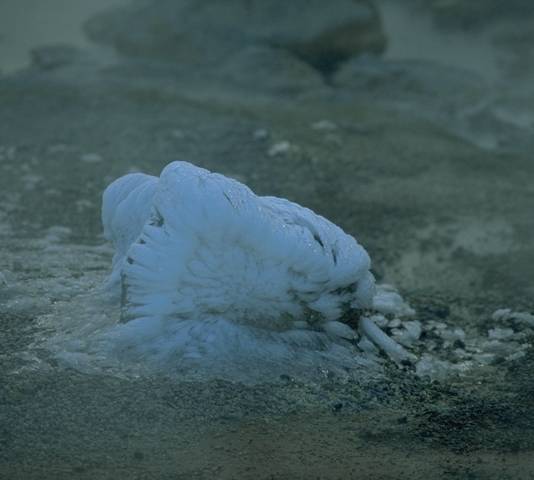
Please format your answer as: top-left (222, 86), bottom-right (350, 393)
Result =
top-left (1, 0), bottom-right (534, 478)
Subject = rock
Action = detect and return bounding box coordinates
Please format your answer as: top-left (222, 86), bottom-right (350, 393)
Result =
top-left (492, 308), bottom-right (512, 321)
top-left (85, 0), bottom-right (386, 72)
top-left (510, 312), bottom-right (534, 327)
top-left (392, 320), bottom-right (422, 347)
top-left (388, 318), bottom-right (401, 329)
top-left (492, 309), bottom-right (534, 327)
top-left (369, 314), bottom-right (388, 328)
top-left (253, 129), bottom-right (269, 140)
top-left (372, 285), bottom-right (415, 317)
top-left (439, 327), bottom-right (466, 345)
top-left (80, 153), bottom-right (103, 164)
top-left (268, 141), bottom-right (293, 157)
top-left (488, 327), bottom-right (515, 341)
top-left (311, 120), bottom-right (338, 131)
top-left (220, 46), bottom-right (324, 93)
top-left (415, 354), bottom-right (456, 381)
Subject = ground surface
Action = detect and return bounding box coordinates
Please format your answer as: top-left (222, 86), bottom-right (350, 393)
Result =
top-left (1, 1), bottom-right (534, 478)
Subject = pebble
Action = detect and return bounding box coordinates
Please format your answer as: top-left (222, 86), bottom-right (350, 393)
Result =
top-left (426, 320), bottom-right (448, 331)
top-left (491, 308), bottom-right (512, 321)
top-left (415, 354), bottom-right (456, 381)
top-left (80, 153), bottom-right (103, 163)
top-left (253, 128), bottom-right (269, 140)
top-left (388, 318), bottom-right (401, 328)
top-left (392, 320), bottom-right (423, 347)
top-left (370, 314), bottom-right (388, 328)
top-left (488, 327), bottom-right (515, 341)
top-left (372, 287), bottom-right (415, 317)
top-left (439, 327), bottom-right (466, 344)
top-left (268, 141), bottom-right (292, 156)
top-left (491, 308), bottom-right (534, 327)
top-left (311, 119), bottom-right (338, 131)
top-left (510, 312), bottom-right (534, 327)
top-left (404, 321), bottom-right (423, 341)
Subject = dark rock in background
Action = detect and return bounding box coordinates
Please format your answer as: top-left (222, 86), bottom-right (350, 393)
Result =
top-left (85, 0), bottom-right (386, 73)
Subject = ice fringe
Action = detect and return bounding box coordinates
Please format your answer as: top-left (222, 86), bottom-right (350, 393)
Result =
top-left (100, 161), bottom-right (416, 378)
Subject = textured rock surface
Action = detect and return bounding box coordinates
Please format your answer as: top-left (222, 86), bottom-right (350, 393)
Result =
top-left (85, 0), bottom-right (386, 72)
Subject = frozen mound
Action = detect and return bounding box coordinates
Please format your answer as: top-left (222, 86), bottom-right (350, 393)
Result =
top-left (94, 161), bottom-right (397, 380)
top-left (103, 161), bottom-right (376, 325)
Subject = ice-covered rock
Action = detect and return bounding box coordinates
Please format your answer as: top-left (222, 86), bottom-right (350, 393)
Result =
top-left (372, 284), bottom-right (415, 317)
top-left (99, 161), bottom-right (380, 375)
top-left (103, 161), bottom-right (376, 327)
top-left (492, 308), bottom-right (534, 327)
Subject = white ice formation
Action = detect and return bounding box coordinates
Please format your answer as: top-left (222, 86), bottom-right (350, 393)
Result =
top-left (100, 161), bottom-right (409, 379)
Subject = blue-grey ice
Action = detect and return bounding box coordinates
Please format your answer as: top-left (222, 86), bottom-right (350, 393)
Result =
top-left (99, 161), bottom-right (385, 379)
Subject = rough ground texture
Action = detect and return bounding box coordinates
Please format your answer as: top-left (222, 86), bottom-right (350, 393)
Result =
top-left (1, 0), bottom-right (534, 478)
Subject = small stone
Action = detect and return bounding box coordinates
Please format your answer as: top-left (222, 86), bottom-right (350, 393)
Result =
top-left (311, 120), bottom-right (338, 131)
top-left (372, 286), bottom-right (415, 317)
top-left (510, 311), bottom-right (534, 327)
top-left (268, 141), bottom-right (292, 157)
top-left (404, 321), bottom-right (423, 340)
top-left (426, 321), bottom-right (448, 331)
top-left (388, 318), bottom-right (401, 329)
top-left (253, 128), bottom-right (269, 140)
top-left (80, 153), bottom-right (103, 163)
top-left (415, 354), bottom-right (455, 381)
top-left (492, 308), bottom-right (512, 321)
top-left (439, 327), bottom-right (466, 344)
top-left (292, 320), bottom-right (309, 330)
top-left (452, 348), bottom-right (470, 360)
top-left (392, 320), bottom-right (422, 347)
top-left (488, 327), bottom-right (515, 341)
top-left (370, 314), bottom-right (388, 328)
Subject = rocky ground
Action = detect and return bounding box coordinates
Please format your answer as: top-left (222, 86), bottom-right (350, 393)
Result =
top-left (1, 0), bottom-right (534, 478)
